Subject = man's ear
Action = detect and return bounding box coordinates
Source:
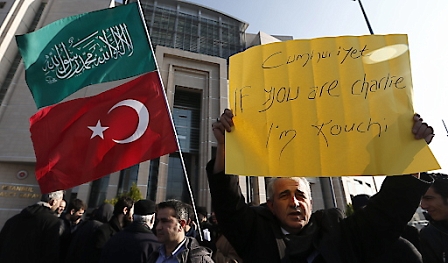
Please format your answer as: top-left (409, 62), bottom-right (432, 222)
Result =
top-left (70, 209), bottom-right (76, 215)
top-left (179, 219), bottom-right (187, 230)
top-left (150, 214), bottom-right (155, 225)
top-left (123, 207), bottom-right (128, 215)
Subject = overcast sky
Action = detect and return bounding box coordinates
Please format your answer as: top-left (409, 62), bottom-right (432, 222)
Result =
top-left (188, 0), bottom-right (448, 174)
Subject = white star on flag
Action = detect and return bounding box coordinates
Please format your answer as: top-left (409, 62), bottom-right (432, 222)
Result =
top-left (88, 120), bottom-right (109, 139)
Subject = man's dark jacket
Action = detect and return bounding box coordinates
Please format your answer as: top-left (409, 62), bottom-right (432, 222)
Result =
top-left (207, 159), bottom-right (431, 263)
top-left (99, 221), bottom-right (160, 263)
top-left (91, 216), bottom-right (123, 262)
top-left (65, 203), bottom-right (113, 263)
top-left (420, 220), bottom-right (448, 263)
top-left (148, 237), bottom-right (213, 263)
top-left (0, 203), bottom-right (60, 263)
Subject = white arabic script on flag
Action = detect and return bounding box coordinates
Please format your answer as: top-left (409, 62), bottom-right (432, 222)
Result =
top-left (42, 23), bottom-right (134, 83)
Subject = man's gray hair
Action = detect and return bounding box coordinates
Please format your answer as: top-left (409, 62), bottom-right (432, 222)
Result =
top-left (134, 214), bottom-right (154, 224)
top-left (266, 177), bottom-right (311, 201)
top-left (157, 199), bottom-right (189, 222)
top-left (41, 190), bottom-right (64, 202)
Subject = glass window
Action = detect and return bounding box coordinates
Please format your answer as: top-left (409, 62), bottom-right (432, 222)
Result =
top-left (117, 164), bottom-right (139, 196)
top-left (88, 175), bottom-right (110, 208)
top-left (147, 158), bottom-right (160, 200)
top-left (166, 153), bottom-right (186, 200)
top-left (166, 152), bottom-right (198, 202)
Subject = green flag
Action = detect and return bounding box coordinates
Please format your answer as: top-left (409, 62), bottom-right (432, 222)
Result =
top-left (16, 3), bottom-right (157, 108)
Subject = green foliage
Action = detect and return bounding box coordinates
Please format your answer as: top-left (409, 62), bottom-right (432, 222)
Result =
top-left (105, 182), bottom-right (143, 205)
top-left (345, 203), bottom-right (355, 217)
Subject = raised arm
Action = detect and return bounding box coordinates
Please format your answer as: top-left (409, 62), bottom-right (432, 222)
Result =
top-left (411, 113), bottom-right (435, 178)
top-left (339, 113), bottom-right (434, 262)
top-left (211, 109), bottom-right (234, 174)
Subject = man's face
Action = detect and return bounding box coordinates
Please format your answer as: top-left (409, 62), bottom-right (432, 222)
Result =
top-left (69, 209), bottom-right (85, 223)
top-left (57, 201), bottom-right (66, 215)
top-left (123, 205), bottom-right (134, 227)
top-left (156, 207), bottom-right (184, 245)
top-left (198, 213), bottom-right (206, 223)
top-left (210, 212), bottom-right (218, 225)
top-left (267, 178), bottom-right (312, 234)
top-left (50, 198), bottom-right (63, 212)
top-left (421, 186), bottom-right (448, 221)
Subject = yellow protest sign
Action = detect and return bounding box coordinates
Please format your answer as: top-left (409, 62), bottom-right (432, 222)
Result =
top-left (227, 34), bottom-right (440, 177)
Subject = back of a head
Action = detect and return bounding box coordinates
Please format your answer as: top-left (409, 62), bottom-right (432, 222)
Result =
top-left (352, 194), bottom-right (371, 212)
top-left (374, 236), bottom-right (422, 263)
top-left (113, 196), bottom-right (134, 216)
top-left (157, 199), bottom-right (188, 222)
top-left (41, 190), bottom-right (64, 203)
top-left (134, 199), bottom-right (156, 216)
top-left (184, 203), bottom-right (194, 222)
top-left (133, 199), bottom-right (156, 226)
top-left (196, 206), bottom-right (208, 221)
top-left (92, 203), bottom-right (114, 223)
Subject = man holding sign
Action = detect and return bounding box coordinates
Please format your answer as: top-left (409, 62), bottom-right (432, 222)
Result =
top-left (207, 109), bottom-right (433, 263)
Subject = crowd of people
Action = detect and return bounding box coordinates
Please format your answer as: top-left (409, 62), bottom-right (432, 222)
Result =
top-left (0, 110), bottom-right (447, 263)
top-left (0, 191), bottom-right (232, 263)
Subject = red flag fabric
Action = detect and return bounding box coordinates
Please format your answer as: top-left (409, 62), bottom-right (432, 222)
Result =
top-left (30, 72), bottom-right (178, 193)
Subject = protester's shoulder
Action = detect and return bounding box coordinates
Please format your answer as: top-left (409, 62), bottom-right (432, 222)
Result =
top-left (25, 204), bottom-right (60, 223)
top-left (22, 203), bottom-right (49, 215)
top-left (241, 203), bottom-right (280, 225)
top-left (251, 203), bottom-right (274, 216)
top-left (186, 237), bottom-right (213, 260)
top-left (186, 236), bottom-right (201, 247)
top-left (127, 222), bottom-right (154, 234)
top-left (311, 208), bottom-right (345, 228)
top-left (420, 221), bottom-right (447, 237)
top-left (312, 208), bottom-right (345, 220)
top-left (186, 237), bottom-right (211, 251)
top-left (0, 207), bottom-right (58, 233)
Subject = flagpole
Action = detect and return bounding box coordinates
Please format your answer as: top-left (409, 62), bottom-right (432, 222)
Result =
top-left (134, 0), bottom-right (204, 241)
top-left (353, 0), bottom-right (374, 35)
top-left (442, 119), bottom-right (448, 136)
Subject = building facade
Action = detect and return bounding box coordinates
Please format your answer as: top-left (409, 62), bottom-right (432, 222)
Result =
top-left (0, 0), bottom-right (380, 226)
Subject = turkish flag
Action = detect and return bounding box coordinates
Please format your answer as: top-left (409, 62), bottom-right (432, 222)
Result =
top-left (30, 72), bottom-right (178, 193)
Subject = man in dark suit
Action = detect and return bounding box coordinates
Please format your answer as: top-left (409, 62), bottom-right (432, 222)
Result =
top-left (99, 199), bottom-right (160, 263)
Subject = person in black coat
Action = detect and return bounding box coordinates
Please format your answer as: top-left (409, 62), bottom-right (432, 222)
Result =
top-left (91, 196), bottom-right (134, 262)
top-left (99, 199), bottom-right (160, 263)
top-left (59, 198), bottom-right (87, 262)
top-left (65, 202), bottom-right (113, 263)
top-left (351, 194), bottom-right (422, 263)
top-left (208, 109), bottom-right (434, 263)
top-left (420, 172), bottom-right (448, 263)
top-left (0, 190), bottom-right (64, 263)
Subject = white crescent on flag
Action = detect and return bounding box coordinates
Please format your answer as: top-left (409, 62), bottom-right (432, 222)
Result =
top-left (108, 99), bottom-right (149, 144)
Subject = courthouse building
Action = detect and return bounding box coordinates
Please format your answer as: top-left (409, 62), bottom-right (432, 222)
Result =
top-left (0, 0), bottom-right (380, 226)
